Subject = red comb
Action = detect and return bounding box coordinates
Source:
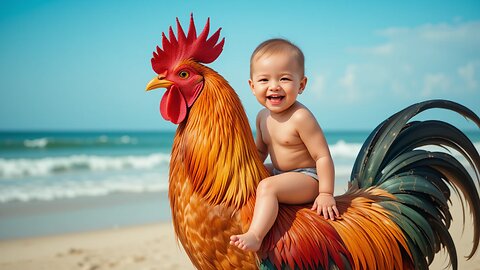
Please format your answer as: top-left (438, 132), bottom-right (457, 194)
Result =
top-left (151, 14), bottom-right (225, 74)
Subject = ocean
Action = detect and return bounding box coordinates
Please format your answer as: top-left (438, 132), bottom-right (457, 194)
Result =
top-left (1, 130), bottom-right (479, 240)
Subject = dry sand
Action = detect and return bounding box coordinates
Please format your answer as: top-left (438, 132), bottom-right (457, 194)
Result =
top-left (428, 194), bottom-right (480, 270)
top-left (0, 199), bottom-right (479, 270)
top-left (0, 222), bottom-right (194, 270)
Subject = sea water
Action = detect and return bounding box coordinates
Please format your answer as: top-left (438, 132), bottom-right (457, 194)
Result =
top-left (0, 131), bottom-right (172, 202)
top-left (0, 130), bottom-right (478, 239)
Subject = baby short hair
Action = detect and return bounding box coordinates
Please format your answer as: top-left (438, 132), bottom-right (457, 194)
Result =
top-left (250, 38), bottom-right (305, 77)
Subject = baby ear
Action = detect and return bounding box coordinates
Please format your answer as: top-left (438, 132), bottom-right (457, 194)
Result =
top-left (248, 79), bottom-right (256, 95)
top-left (299, 76), bottom-right (308, 94)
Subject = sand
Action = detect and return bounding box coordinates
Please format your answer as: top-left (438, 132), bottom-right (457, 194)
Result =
top-left (0, 222), bottom-right (194, 270)
top-left (428, 194), bottom-right (480, 270)
top-left (0, 200), bottom-right (479, 270)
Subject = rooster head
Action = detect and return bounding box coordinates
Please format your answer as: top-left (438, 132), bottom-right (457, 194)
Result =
top-left (146, 14), bottom-right (225, 124)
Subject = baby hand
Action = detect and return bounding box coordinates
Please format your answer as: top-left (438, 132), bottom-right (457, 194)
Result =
top-left (311, 193), bottom-right (340, 220)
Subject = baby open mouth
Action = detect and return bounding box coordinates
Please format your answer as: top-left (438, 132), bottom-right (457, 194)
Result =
top-left (267, 95), bottom-right (284, 102)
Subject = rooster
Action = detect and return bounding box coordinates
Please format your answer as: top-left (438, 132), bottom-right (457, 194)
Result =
top-left (146, 15), bottom-right (480, 269)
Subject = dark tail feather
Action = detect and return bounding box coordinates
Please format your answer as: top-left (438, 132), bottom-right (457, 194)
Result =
top-left (349, 99), bottom-right (480, 268)
top-left (350, 99), bottom-right (480, 188)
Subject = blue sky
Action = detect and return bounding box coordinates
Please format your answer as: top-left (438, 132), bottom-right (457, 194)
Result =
top-left (1, 0), bottom-right (479, 131)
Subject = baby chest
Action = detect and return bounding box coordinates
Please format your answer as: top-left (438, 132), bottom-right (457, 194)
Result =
top-left (262, 123), bottom-right (302, 147)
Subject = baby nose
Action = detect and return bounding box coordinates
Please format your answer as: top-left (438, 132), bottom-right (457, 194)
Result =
top-left (269, 82), bottom-right (281, 91)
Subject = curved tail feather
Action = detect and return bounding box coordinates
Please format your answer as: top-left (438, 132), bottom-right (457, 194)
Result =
top-left (349, 99), bottom-right (480, 269)
top-left (351, 99), bottom-right (480, 188)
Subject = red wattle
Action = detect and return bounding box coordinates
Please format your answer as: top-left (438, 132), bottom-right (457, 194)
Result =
top-left (160, 85), bottom-right (187, 124)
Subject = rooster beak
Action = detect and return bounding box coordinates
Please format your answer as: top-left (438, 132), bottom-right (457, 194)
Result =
top-left (146, 75), bottom-right (173, 91)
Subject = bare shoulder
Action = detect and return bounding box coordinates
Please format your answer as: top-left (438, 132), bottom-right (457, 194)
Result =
top-left (291, 102), bottom-right (318, 125)
top-left (256, 108), bottom-right (269, 123)
top-left (257, 108), bottom-right (269, 119)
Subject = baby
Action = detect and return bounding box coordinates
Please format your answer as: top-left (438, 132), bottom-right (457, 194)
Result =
top-left (230, 38), bottom-right (339, 252)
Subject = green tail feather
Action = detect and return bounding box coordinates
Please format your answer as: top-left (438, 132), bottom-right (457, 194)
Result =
top-left (351, 99), bottom-right (480, 187)
top-left (350, 99), bottom-right (480, 269)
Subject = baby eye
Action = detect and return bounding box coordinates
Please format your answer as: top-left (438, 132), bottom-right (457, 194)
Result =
top-left (280, 77), bottom-right (291, 81)
top-left (258, 78), bottom-right (268, 82)
top-left (178, 70), bottom-right (189, 79)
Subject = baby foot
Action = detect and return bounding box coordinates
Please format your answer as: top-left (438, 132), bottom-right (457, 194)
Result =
top-left (229, 232), bottom-right (262, 251)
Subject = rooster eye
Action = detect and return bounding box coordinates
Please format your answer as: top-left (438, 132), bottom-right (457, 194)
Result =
top-left (178, 70), bottom-right (189, 79)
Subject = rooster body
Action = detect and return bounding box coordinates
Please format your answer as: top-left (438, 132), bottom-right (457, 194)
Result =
top-left (147, 15), bottom-right (480, 269)
top-left (166, 61), bottom-right (263, 269)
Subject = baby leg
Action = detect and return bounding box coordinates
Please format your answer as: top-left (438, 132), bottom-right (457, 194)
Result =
top-left (230, 172), bottom-right (319, 251)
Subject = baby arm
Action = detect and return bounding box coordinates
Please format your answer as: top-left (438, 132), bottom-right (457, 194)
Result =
top-left (255, 110), bottom-right (269, 162)
top-left (255, 110), bottom-right (274, 174)
top-left (311, 155), bottom-right (340, 220)
top-left (295, 108), bottom-right (339, 220)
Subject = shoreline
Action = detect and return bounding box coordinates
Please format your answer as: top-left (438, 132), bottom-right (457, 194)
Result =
top-left (0, 179), bottom-right (352, 241)
top-left (0, 191), bottom-right (172, 240)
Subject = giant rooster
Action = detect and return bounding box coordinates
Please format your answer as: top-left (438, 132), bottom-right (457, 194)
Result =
top-left (146, 15), bottom-right (480, 269)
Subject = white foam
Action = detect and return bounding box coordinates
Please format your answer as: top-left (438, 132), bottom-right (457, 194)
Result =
top-left (98, 135), bottom-right (109, 143)
top-left (1, 141), bottom-right (477, 203)
top-left (335, 165), bottom-right (354, 177)
top-left (329, 140), bottom-right (362, 159)
top-left (0, 172), bottom-right (169, 202)
top-left (329, 140), bottom-right (480, 160)
top-left (0, 153), bottom-right (171, 179)
top-left (119, 135), bottom-right (138, 144)
top-left (23, 138), bottom-right (48, 148)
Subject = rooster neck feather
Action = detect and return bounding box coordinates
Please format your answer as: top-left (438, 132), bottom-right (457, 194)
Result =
top-left (171, 62), bottom-right (268, 209)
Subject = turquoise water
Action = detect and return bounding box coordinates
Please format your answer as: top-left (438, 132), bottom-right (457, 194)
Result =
top-left (0, 130), bottom-right (478, 239)
top-left (1, 130), bottom-right (479, 202)
top-left (0, 130), bottom-right (374, 202)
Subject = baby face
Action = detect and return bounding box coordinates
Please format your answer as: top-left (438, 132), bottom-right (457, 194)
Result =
top-left (249, 52), bottom-right (307, 114)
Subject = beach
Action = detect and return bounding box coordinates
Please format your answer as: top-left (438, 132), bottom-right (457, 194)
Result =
top-left (0, 189), bottom-right (194, 270)
top-left (1, 131), bottom-right (479, 269)
top-left (0, 222), bottom-right (194, 270)
top-left (1, 198), bottom-right (479, 270)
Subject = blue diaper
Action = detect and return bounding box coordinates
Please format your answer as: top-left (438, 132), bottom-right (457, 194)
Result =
top-left (272, 167), bottom-right (318, 181)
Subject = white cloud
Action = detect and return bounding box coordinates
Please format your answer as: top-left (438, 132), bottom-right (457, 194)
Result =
top-left (458, 62), bottom-right (478, 90)
top-left (371, 44), bottom-right (394, 56)
top-left (422, 73), bottom-right (451, 97)
top-left (338, 65), bottom-right (359, 102)
top-left (310, 74), bottom-right (326, 98)
top-left (378, 21), bottom-right (480, 44)
top-left (348, 43), bottom-right (394, 56)
top-left (326, 20), bottom-right (480, 104)
top-left (339, 65), bottom-right (355, 89)
top-left (305, 20), bottom-right (479, 131)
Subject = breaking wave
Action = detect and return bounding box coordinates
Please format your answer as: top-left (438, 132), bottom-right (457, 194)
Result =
top-left (0, 171), bottom-right (169, 202)
top-left (0, 153), bottom-right (170, 179)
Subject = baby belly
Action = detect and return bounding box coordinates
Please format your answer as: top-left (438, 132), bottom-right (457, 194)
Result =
top-left (270, 152), bottom-right (316, 171)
